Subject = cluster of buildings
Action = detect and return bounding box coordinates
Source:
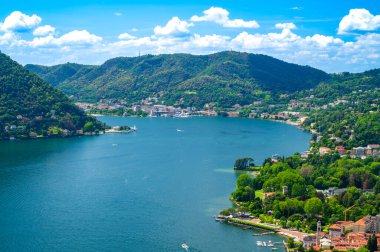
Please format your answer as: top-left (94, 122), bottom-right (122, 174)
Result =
top-left (303, 215), bottom-right (380, 251)
top-left (317, 144), bottom-right (380, 158)
top-left (75, 100), bottom-right (217, 118)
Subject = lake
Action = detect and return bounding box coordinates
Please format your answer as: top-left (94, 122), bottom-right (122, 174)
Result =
top-left (0, 117), bottom-right (310, 251)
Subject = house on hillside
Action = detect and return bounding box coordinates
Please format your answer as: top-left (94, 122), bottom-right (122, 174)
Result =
top-left (329, 224), bottom-right (344, 238)
top-left (335, 146), bottom-right (346, 156)
top-left (319, 147), bottom-right (331, 156)
top-left (352, 215), bottom-right (380, 233)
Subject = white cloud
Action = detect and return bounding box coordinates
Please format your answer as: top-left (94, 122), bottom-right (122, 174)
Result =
top-left (154, 17), bottom-right (193, 36)
top-left (118, 33), bottom-right (137, 40)
top-left (290, 7), bottom-right (303, 11)
top-left (114, 12), bottom-right (123, 16)
top-left (2, 9), bottom-right (380, 73)
top-left (0, 32), bottom-right (16, 45)
top-left (33, 25), bottom-right (55, 36)
top-left (1, 11), bottom-right (41, 32)
top-left (55, 30), bottom-right (102, 45)
top-left (231, 28), bottom-right (301, 50)
top-left (304, 34), bottom-right (343, 48)
top-left (191, 34), bottom-right (230, 48)
top-left (275, 23), bottom-right (297, 30)
top-left (191, 7), bottom-right (259, 28)
top-left (131, 28), bottom-right (138, 32)
top-left (24, 30), bottom-right (102, 47)
top-left (338, 9), bottom-right (380, 34)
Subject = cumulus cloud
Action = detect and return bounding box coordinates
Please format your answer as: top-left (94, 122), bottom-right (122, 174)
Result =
top-left (338, 9), bottom-right (380, 34)
top-left (275, 23), bottom-right (297, 30)
top-left (191, 34), bottom-right (230, 48)
top-left (304, 34), bottom-right (343, 48)
top-left (2, 8), bottom-right (380, 72)
top-left (56, 30), bottom-right (102, 45)
top-left (0, 32), bottom-right (16, 45)
top-left (118, 33), bottom-right (137, 40)
top-left (231, 28), bottom-right (301, 50)
top-left (33, 25), bottom-right (55, 36)
top-left (24, 30), bottom-right (102, 47)
top-left (191, 7), bottom-right (259, 28)
top-left (0, 11), bottom-right (41, 32)
top-left (154, 17), bottom-right (193, 36)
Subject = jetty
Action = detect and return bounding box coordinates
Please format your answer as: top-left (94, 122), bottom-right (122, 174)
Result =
top-left (252, 231), bottom-right (276, 236)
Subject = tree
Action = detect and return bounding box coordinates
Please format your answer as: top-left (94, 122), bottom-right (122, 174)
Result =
top-left (83, 121), bottom-right (95, 132)
top-left (234, 157), bottom-right (254, 170)
top-left (298, 244), bottom-right (305, 252)
top-left (374, 180), bottom-right (380, 194)
top-left (232, 186), bottom-right (255, 202)
top-left (304, 197), bottom-right (323, 216)
top-left (342, 187), bottom-right (361, 207)
top-left (287, 237), bottom-right (295, 248)
top-left (358, 248), bottom-right (370, 252)
top-left (219, 209), bottom-right (230, 216)
top-left (367, 234), bottom-right (377, 252)
top-left (236, 174), bottom-right (253, 188)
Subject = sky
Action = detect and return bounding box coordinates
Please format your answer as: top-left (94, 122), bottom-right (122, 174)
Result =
top-left (0, 0), bottom-right (379, 73)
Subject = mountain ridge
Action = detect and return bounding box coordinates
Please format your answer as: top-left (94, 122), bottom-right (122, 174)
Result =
top-left (26, 51), bottom-right (330, 108)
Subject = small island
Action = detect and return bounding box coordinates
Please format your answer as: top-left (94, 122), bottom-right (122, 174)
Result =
top-left (105, 125), bottom-right (137, 133)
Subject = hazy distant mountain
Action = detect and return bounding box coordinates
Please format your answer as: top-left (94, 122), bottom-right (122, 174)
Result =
top-left (26, 51), bottom-right (330, 107)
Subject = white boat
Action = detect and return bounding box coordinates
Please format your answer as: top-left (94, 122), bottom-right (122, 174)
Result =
top-left (272, 247), bottom-right (278, 251)
top-left (263, 241), bottom-right (267, 246)
top-left (176, 129), bottom-right (184, 132)
top-left (256, 241), bottom-right (263, 246)
top-left (130, 125), bottom-right (137, 131)
top-left (181, 243), bottom-right (189, 251)
top-left (267, 241), bottom-right (274, 247)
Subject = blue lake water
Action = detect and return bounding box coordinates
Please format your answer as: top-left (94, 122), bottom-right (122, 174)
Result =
top-left (0, 117), bottom-right (310, 251)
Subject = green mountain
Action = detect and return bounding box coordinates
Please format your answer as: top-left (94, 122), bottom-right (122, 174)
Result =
top-left (26, 51), bottom-right (330, 108)
top-left (0, 51), bottom-right (105, 140)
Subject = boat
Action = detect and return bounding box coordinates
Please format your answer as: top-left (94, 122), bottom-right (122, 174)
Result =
top-left (215, 215), bottom-right (228, 222)
top-left (256, 241), bottom-right (263, 246)
top-left (267, 241), bottom-right (274, 247)
top-left (263, 241), bottom-right (267, 246)
top-left (181, 243), bottom-right (189, 251)
top-left (130, 125), bottom-right (137, 131)
top-left (176, 129), bottom-right (184, 132)
top-left (272, 247), bottom-right (278, 251)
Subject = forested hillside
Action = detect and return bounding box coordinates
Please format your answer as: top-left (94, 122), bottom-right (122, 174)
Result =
top-left (0, 51), bottom-right (105, 140)
top-left (26, 51), bottom-right (329, 108)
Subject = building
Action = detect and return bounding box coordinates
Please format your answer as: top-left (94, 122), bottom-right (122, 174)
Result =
top-left (352, 215), bottom-right (380, 233)
top-left (303, 235), bottom-right (317, 249)
top-left (335, 146), bottom-right (346, 156)
top-left (319, 147), bottom-right (331, 156)
top-left (367, 144), bottom-right (380, 157)
top-left (301, 151), bottom-right (310, 159)
top-left (328, 187), bottom-right (347, 197)
top-left (329, 224), bottom-right (344, 238)
top-left (351, 147), bottom-right (366, 158)
top-left (282, 186), bottom-right (288, 194)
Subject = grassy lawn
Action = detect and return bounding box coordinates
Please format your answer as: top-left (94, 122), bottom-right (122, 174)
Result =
top-left (229, 218), bottom-right (279, 231)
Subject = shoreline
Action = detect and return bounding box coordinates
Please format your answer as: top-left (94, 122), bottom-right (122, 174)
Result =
top-left (223, 217), bottom-right (309, 241)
